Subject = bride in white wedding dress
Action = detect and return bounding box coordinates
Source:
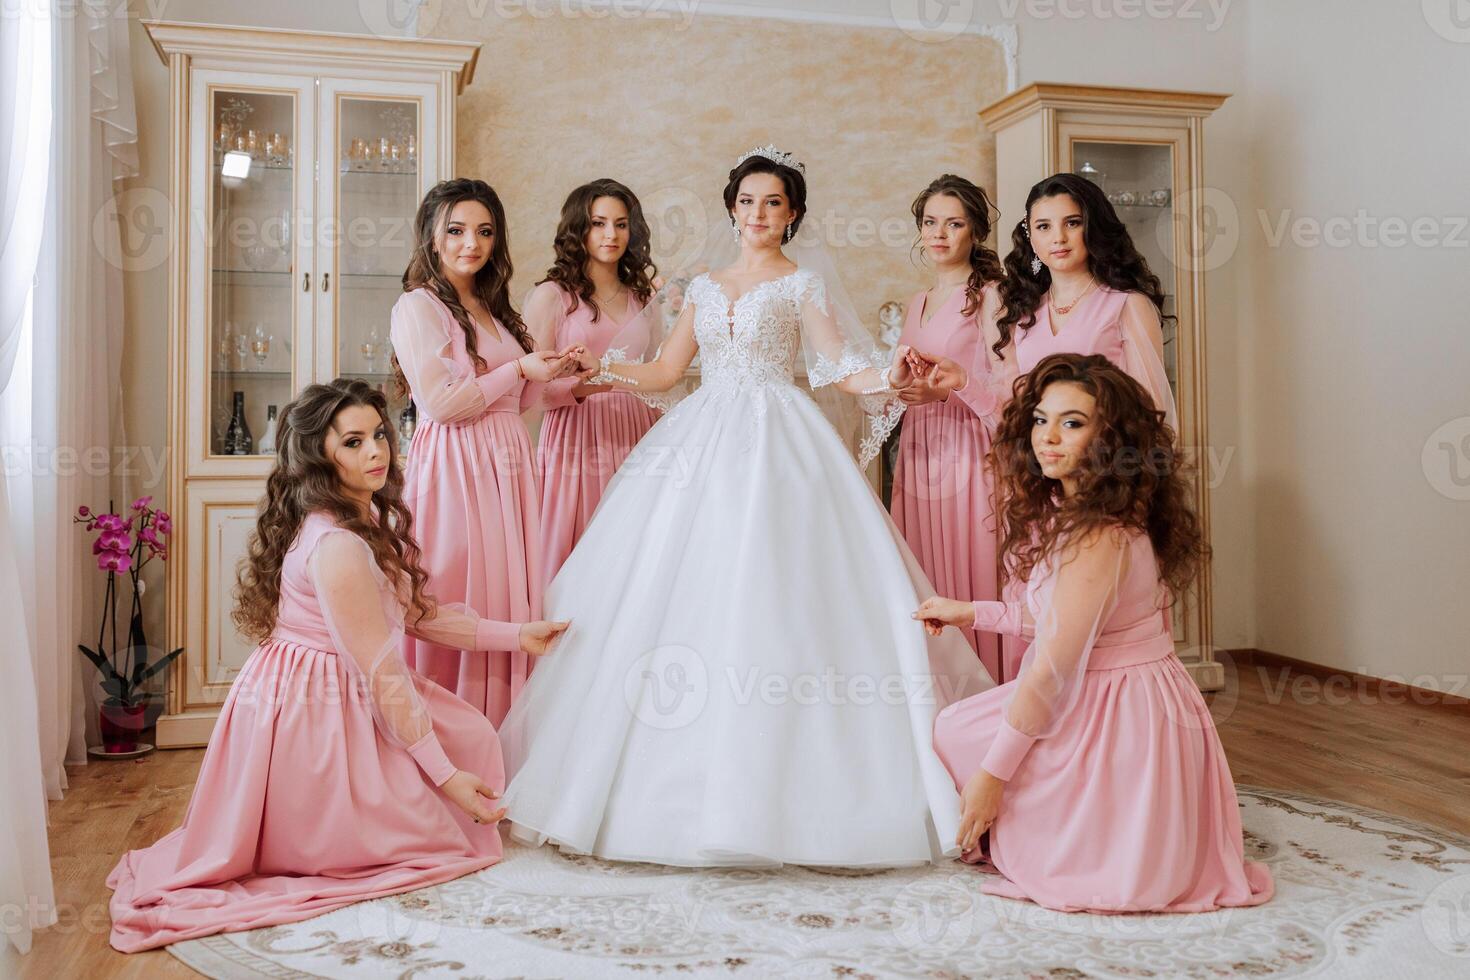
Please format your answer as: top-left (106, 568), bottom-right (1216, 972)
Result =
top-left (496, 146), bottom-right (994, 868)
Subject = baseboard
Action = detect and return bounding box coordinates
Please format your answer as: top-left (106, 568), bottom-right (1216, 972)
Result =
top-left (1220, 648), bottom-right (1470, 710)
top-left (156, 710), bottom-right (219, 748)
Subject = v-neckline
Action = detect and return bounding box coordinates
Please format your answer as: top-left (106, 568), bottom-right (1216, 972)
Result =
top-left (916, 282), bottom-right (963, 332)
top-left (707, 269), bottom-right (802, 338)
top-left (1044, 284), bottom-right (1102, 338)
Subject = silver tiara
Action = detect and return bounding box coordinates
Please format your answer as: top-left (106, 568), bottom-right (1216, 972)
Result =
top-left (736, 144), bottom-right (806, 174)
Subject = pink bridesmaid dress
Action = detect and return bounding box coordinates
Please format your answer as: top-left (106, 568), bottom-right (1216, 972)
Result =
top-left (107, 512), bottom-right (519, 952)
top-left (1001, 286), bottom-right (1178, 678)
top-left (529, 282), bottom-right (660, 583)
top-left (890, 282), bottom-right (1015, 681)
top-left (931, 527), bottom-right (1273, 913)
top-left (392, 288), bottom-right (543, 726)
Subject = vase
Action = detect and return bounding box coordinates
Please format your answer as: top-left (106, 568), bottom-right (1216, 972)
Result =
top-left (98, 701), bottom-right (147, 754)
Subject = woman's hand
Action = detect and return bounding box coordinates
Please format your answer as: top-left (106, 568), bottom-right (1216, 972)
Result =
top-left (889, 345), bottom-right (915, 390)
top-left (518, 349), bottom-right (578, 383)
top-left (913, 596), bottom-right (977, 636)
top-left (957, 768), bottom-right (1005, 852)
top-left (570, 349), bottom-right (602, 379)
top-left (519, 619), bottom-right (571, 656)
top-left (442, 770), bottom-right (506, 825)
top-left (897, 374), bottom-right (948, 405)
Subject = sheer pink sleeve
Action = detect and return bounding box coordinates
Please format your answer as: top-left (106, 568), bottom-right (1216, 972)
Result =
top-left (1118, 292), bottom-right (1178, 437)
top-left (951, 284), bottom-right (1018, 430)
top-left (524, 282), bottom-right (580, 411)
top-left (980, 528), bottom-right (1129, 782)
top-left (389, 290), bottom-right (521, 425)
top-left (971, 599), bottom-right (1035, 639)
top-left (407, 602), bottom-right (523, 653)
top-left (309, 530), bottom-right (456, 786)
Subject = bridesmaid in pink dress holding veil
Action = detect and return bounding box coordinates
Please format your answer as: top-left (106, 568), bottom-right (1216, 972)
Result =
top-left (888, 176), bottom-right (1015, 680)
top-left (390, 179), bottom-right (583, 726)
top-left (916, 354), bottom-right (1272, 913)
top-left (526, 180), bottom-right (661, 583)
top-left (107, 380), bottom-right (569, 952)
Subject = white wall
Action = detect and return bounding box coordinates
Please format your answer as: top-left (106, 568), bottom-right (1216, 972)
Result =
top-left (1243, 0), bottom-right (1470, 692)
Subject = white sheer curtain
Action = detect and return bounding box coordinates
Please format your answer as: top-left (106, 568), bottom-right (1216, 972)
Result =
top-left (1, 2), bottom-right (137, 958)
top-left (0, 4), bottom-right (57, 960)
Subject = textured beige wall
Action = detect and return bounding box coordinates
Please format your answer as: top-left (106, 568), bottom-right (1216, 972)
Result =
top-left (442, 8), bottom-right (1008, 320)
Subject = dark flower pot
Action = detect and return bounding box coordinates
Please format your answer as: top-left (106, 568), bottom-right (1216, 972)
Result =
top-left (99, 702), bottom-right (147, 753)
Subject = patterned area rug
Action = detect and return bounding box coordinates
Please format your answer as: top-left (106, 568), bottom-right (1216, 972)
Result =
top-left (169, 786), bottom-right (1470, 978)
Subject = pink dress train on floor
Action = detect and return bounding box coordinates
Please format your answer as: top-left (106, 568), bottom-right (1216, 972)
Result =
top-left (392, 288), bottom-right (543, 726)
top-left (526, 282), bottom-right (660, 584)
top-left (107, 512), bottom-right (520, 952)
top-left (1000, 286), bottom-right (1177, 678)
top-left (890, 282), bottom-right (1015, 681)
top-left (931, 527), bottom-right (1273, 913)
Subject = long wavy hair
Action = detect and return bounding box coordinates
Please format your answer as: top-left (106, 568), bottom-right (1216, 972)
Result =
top-left (995, 172), bottom-right (1169, 358)
top-left (391, 178), bottom-right (531, 396)
top-left (538, 179), bottom-right (657, 320)
top-left (990, 353), bottom-right (1205, 599)
top-left (910, 174), bottom-right (1004, 317)
top-left (233, 379), bottom-right (436, 642)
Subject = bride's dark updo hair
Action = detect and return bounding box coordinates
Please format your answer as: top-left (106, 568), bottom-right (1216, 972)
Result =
top-left (723, 149), bottom-right (807, 238)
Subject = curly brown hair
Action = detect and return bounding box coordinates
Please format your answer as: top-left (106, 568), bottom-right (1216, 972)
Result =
top-left (990, 353), bottom-right (1205, 599)
top-left (910, 174), bottom-right (1004, 317)
top-left (391, 178), bottom-right (532, 397)
top-left (995, 173), bottom-right (1169, 359)
top-left (232, 379), bottom-right (437, 643)
top-left (538, 178), bottom-right (657, 320)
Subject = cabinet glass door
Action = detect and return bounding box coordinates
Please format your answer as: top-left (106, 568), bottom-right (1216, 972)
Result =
top-left (1070, 141), bottom-right (1179, 394)
top-left (207, 87), bottom-right (300, 457)
top-left (326, 93), bottom-right (426, 435)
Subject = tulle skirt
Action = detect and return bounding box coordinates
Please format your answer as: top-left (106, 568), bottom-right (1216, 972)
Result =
top-left (107, 639), bottom-right (505, 952)
top-left (499, 381), bottom-right (992, 868)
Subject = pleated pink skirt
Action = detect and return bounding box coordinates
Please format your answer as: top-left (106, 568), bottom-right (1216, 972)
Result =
top-left (403, 411), bottom-right (542, 726)
top-left (932, 641), bottom-right (1274, 913)
top-left (107, 640), bottom-right (505, 952)
top-left (537, 391), bottom-right (658, 584)
top-left (890, 398), bottom-right (1001, 680)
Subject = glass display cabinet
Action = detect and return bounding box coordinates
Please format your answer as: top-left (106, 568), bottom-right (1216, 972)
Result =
top-left (144, 21), bottom-right (479, 746)
top-left (980, 83), bottom-right (1230, 689)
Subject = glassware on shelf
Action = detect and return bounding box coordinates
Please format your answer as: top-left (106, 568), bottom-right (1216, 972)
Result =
top-left (398, 400), bottom-right (416, 455)
top-left (376, 137), bottom-right (391, 170)
top-left (217, 321), bottom-right (237, 370)
top-left (405, 134), bottom-right (417, 172)
top-left (1149, 188), bottom-right (1171, 207)
top-left (360, 328), bottom-right (383, 374)
top-left (1077, 161), bottom-right (1106, 188)
top-left (251, 323), bottom-right (273, 366)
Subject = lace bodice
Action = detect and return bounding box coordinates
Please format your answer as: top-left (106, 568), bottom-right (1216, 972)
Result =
top-left (686, 269), bottom-right (820, 390)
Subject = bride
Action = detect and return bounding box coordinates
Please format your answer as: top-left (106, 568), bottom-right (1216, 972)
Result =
top-left (496, 146), bottom-right (994, 868)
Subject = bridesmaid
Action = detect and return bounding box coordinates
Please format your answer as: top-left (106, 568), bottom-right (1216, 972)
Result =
top-left (982, 172), bottom-right (1178, 679)
top-left (107, 380), bottom-right (569, 952)
top-left (915, 354), bottom-right (1272, 913)
top-left (525, 179), bottom-right (661, 584)
top-left (888, 175), bottom-right (1015, 681)
top-left (390, 178), bottom-right (581, 726)
top-left (994, 171), bottom-right (1177, 431)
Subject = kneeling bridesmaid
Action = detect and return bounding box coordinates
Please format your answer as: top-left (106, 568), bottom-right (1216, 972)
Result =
top-left (107, 379), bottom-right (568, 952)
top-left (917, 353), bottom-right (1272, 913)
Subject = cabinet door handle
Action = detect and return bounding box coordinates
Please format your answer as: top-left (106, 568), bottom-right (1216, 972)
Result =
top-left (322, 273), bottom-right (330, 292)
top-left (302, 272), bottom-right (310, 292)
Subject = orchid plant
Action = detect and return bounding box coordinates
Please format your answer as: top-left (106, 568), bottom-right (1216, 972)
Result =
top-left (75, 497), bottom-right (184, 710)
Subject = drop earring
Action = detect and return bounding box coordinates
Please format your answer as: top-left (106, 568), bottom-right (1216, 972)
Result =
top-left (1023, 224), bottom-right (1042, 275)
top-left (731, 218), bottom-right (741, 242)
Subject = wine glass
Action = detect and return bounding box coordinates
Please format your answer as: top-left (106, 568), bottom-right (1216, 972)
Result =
top-left (360, 328), bottom-right (382, 374)
top-left (251, 323), bottom-right (273, 367)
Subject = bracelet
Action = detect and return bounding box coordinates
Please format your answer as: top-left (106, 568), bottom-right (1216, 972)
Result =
top-left (514, 357), bottom-right (526, 381)
top-left (858, 366), bottom-right (894, 396)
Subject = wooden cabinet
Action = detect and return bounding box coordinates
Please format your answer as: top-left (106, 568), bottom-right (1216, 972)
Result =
top-left (980, 83), bottom-right (1229, 690)
top-left (144, 21), bottom-right (479, 746)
